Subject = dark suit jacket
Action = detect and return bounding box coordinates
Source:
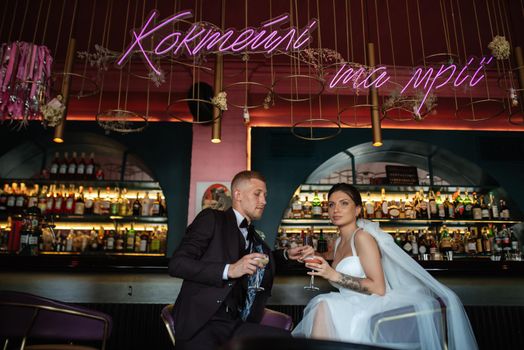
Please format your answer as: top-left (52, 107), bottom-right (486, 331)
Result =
top-left (168, 207), bottom-right (287, 340)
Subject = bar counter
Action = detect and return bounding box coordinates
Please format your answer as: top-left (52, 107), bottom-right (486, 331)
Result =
top-left (2, 255), bottom-right (524, 306)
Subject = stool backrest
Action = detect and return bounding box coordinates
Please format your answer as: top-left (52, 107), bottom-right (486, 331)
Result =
top-left (0, 290), bottom-right (112, 350)
top-left (161, 304), bottom-right (176, 347)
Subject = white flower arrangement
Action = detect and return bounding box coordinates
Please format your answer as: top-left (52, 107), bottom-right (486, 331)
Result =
top-left (40, 95), bottom-right (65, 127)
top-left (211, 91), bottom-right (228, 111)
top-left (488, 35), bottom-right (511, 60)
top-left (255, 229), bottom-right (266, 241)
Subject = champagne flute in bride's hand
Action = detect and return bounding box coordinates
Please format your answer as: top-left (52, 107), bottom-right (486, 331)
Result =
top-left (303, 255), bottom-right (321, 291)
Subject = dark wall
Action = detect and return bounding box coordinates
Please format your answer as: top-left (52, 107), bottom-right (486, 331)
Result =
top-left (0, 121), bottom-right (192, 254)
top-left (252, 128), bottom-right (524, 247)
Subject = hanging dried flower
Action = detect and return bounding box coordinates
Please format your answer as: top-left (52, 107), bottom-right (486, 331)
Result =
top-left (148, 68), bottom-right (166, 87)
top-left (77, 44), bottom-right (116, 71)
top-left (263, 91), bottom-right (274, 109)
top-left (40, 95), bottom-right (65, 127)
top-left (211, 91), bottom-right (228, 111)
top-left (488, 36), bottom-right (511, 60)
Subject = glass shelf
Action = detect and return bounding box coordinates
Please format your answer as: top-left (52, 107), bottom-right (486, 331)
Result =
top-left (281, 218), bottom-right (522, 226)
top-left (1, 179), bottom-right (162, 190)
top-left (0, 213), bottom-right (168, 224)
top-left (299, 183), bottom-right (495, 193)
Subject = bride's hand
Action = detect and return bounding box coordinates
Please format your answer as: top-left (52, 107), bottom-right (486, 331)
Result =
top-left (305, 256), bottom-right (337, 281)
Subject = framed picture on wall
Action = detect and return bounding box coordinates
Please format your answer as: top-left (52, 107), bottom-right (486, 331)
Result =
top-left (195, 181), bottom-right (232, 214)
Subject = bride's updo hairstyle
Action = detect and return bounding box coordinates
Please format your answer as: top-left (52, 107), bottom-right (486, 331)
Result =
top-left (328, 183), bottom-right (363, 208)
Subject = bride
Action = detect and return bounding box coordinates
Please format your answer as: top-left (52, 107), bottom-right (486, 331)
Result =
top-left (292, 183), bottom-right (478, 350)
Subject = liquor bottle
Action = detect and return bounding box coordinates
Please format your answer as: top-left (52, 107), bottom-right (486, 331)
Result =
top-left (85, 152), bottom-right (95, 180)
top-left (453, 191), bottom-right (464, 219)
top-left (132, 193), bottom-right (142, 216)
top-left (59, 152), bottom-right (69, 179)
top-left (312, 191), bottom-right (322, 218)
top-left (436, 192), bottom-right (446, 219)
top-left (115, 229), bottom-right (124, 252)
top-left (100, 187), bottom-right (111, 215)
top-left (411, 233), bottom-right (419, 257)
top-left (388, 200), bottom-right (400, 219)
top-left (373, 199), bottom-right (383, 219)
top-left (141, 192), bottom-right (152, 217)
top-left (404, 194), bottom-right (415, 219)
top-left (15, 183), bottom-right (28, 212)
top-left (291, 195), bottom-right (303, 219)
top-left (139, 230), bottom-right (149, 253)
top-left (53, 185), bottom-right (64, 214)
top-left (37, 185), bottom-right (48, 214)
top-left (439, 225), bottom-right (452, 253)
top-left (380, 188), bottom-right (388, 218)
top-left (418, 190), bottom-right (429, 219)
top-left (151, 193), bottom-right (165, 216)
top-left (428, 190), bottom-right (438, 219)
top-left (0, 184), bottom-right (7, 212)
top-left (67, 152), bottom-right (78, 180)
top-left (402, 231), bottom-right (413, 255)
top-left (105, 230), bottom-right (115, 251)
top-left (398, 198), bottom-right (406, 219)
top-left (364, 192), bottom-right (374, 219)
top-left (110, 188), bottom-right (120, 216)
top-left (150, 228), bottom-right (161, 253)
top-left (65, 230), bottom-right (74, 252)
top-left (92, 188), bottom-right (102, 215)
top-left (480, 195), bottom-right (491, 220)
top-left (84, 187), bottom-right (94, 214)
top-left (126, 224), bottom-right (136, 252)
top-left (119, 188), bottom-right (129, 216)
top-left (489, 194), bottom-right (499, 219)
top-left (418, 230), bottom-right (428, 257)
top-left (77, 152), bottom-right (86, 180)
top-left (302, 196), bottom-right (312, 219)
top-left (317, 229), bottom-right (328, 253)
top-left (463, 191), bottom-right (473, 219)
top-left (444, 195), bottom-right (454, 219)
top-left (64, 185), bottom-right (76, 214)
top-left (481, 226), bottom-right (492, 255)
top-left (27, 185), bottom-right (39, 209)
top-left (510, 229), bottom-right (521, 260)
top-left (74, 187), bottom-right (85, 215)
top-left (500, 200), bottom-right (510, 220)
top-left (465, 229), bottom-right (477, 255)
top-left (321, 194), bottom-right (329, 219)
top-left (49, 152), bottom-right (60, 180)
top-left (394, 229), bottom-right (402, 247)
top-left (472, 192), bottom-right (482, 220)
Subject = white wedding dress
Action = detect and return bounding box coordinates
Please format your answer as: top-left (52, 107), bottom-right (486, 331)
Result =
top-left (292, 220), bottom-right (478, 350)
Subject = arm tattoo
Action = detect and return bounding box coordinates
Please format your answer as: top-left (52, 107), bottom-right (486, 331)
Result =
top-left (337, 273), bottom-right (371, 294)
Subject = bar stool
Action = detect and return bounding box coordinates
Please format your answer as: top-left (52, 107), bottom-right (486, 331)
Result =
top-left (369, 297), bottom-right (447, 349)
top-left (160, 305), bottom-right (293, 348)
top-left (0, 290), bottom-right (112, 350)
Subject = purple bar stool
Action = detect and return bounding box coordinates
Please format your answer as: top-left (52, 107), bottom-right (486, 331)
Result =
top-left (0, 290), bottom-right (112, 350)
top-left (160, 305), bottom-right (293, 348)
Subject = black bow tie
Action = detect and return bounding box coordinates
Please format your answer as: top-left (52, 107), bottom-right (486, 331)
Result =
top-left (240, 218), bottom-right (257, 244)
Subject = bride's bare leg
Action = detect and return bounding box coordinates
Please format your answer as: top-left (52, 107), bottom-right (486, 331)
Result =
top-left (311, 301), bottom-right (335, 340)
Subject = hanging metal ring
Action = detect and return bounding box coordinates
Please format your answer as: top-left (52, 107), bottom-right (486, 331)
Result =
top-left (455, 98), bottom-right (506, 122)
top-left (222, 81), bottom-right (273, 109)
top-left (95, 109), bottom-right (148, 133)
top-left (272, 74), bottom-right (325, 102)
top-left (49, 72), bottom-right (100, 98)
top-left (166, 98), bottom-right (221, 124)
top-left (290, 118), bottom-right (341, 141)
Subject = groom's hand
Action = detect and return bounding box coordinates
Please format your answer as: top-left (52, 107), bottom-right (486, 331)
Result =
top-left (228, 253), bottom-right (266, 278)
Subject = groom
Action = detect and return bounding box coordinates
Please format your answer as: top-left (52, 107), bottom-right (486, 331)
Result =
top-left (169, 170), bottom-right (313, 349)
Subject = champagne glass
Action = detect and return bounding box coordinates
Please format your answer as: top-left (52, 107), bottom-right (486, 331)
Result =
top-left (303, 255), bottom-right (321, 291)
top-left (249, 254), bottom-right (269, 292)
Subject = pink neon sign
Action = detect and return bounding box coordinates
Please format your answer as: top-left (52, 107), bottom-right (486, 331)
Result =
top-left (329, 56), bottom-right (494, 114)
top-left (117, 10), bottom-right (318, 74)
